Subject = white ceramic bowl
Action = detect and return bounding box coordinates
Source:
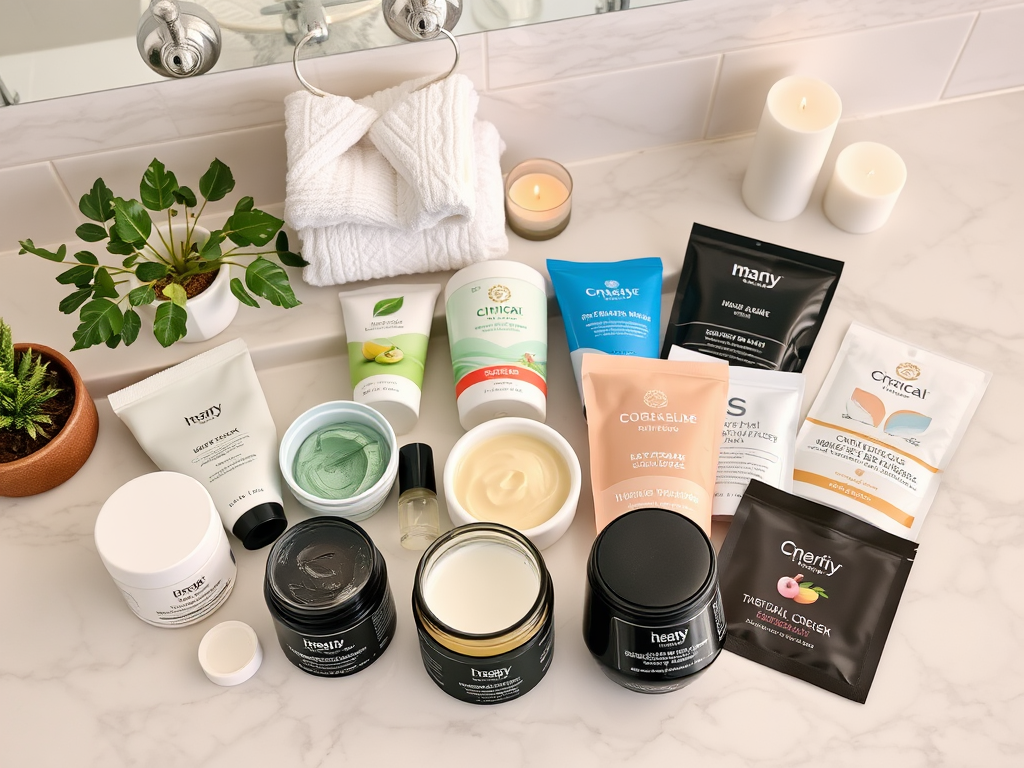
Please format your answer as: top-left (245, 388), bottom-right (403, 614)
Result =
top-left (443, 417), bottom-right (581, 549)
top-left (279, 401), bottom-right (399, 519)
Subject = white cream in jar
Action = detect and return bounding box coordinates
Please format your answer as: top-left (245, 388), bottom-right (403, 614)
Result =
top-left (453, 433), bottom-right (570, 529)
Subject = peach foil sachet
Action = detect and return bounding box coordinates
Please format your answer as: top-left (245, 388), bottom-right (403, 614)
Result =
top-left (581, 355), bottom-right (729, 534)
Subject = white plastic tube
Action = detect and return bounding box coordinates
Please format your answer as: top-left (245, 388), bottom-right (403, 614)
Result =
top-left (108, 339), bottom-right (286, 550)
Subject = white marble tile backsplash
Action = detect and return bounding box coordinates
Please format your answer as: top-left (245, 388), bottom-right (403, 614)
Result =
top-left (706, 14), bottom-right (976, 137)
top-left (1, 0), bottom-right (1023, 256)
top-left (944, 5), bottom-right (1024, 98)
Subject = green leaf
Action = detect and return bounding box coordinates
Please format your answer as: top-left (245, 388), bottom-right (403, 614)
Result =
top-left (18, 240), bottom-right (67, 262)
top-left (230, 277), bottom-right (260, 307)
top-left (173, 185), bottom-right (197, 207)
top-left (140, 158), bottom-right (179, 211)
top-left (71, 298), bottom-right (123, 350)
top-left (277, 250), bottom-right (307, 268)
top-left (112, 197), bottom-right (152, 245)
top-left (128, 285), bottom-right (156, 306)
top-left (153, 301), bottom-right (188, 347)
top-left (135, 262), bottom-right (168, 282)
top-left (106, 234), bottom-right (137, 256)
top-left (199, 158), bottom-right (235, 202)
top-left (162, 282), bottom-right (188, 308)
top-left (75, 223), bottom-right (108, 242)
top-left (75, 251), bottom-right (99, 266)
top-left (197, 230), bottom-right (225, 260)
top-left (92, 268), bottom-right (119, 300)
top-left (105, 334), bottom-right (122, 349)
top-left (121, 310), bottom-right (141, 346)
top-left (245, 257), bottom-right (300, 309)
top-left (801, 582), bottom-right (814, 589)
top-left (56, 264), bottom-right (95, 287)
top-left (234, 196), bottom-right (254, 214)
top-left (122, 254), bottom-right (140, 268)
top-left (79, 178), bottom-right (114, 222)
top-left (58, 287), bottom-right (93, 315)
top-left (225, 209), bottom-right (283, 247)
top-left (373, 296), bottom-right (404, 317)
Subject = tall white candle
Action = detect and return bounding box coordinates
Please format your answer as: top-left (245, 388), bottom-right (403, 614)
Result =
top-left (742, 76), bottom-right (842, 222)
top-left (823, 142), bottom-right (907, 234)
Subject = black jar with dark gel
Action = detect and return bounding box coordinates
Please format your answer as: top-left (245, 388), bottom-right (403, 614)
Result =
top-left (584, 508), bottom-right (726, 693)
top-left (264, 518), bottom-right (396, 677)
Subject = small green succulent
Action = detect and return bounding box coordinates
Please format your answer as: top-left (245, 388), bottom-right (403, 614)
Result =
top-left (0, 319), bottom-right (62, 440)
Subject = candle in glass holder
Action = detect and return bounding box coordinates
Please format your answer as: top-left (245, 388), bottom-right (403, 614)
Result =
top-left (742, 76), bottom-right (842, 222)
top-left (823, 142), bottom-right (907, 234)
top-left (504, 159), bottom-right (572, 240)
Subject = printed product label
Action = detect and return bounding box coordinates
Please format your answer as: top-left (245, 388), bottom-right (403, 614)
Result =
top-left (121, 539), bottom-right (237, 627)
top-left (343, 289), bottom-right (436, 407)
top-left (274, 586), bottom-right (396, 677)
top-left (793, 324), bottom-right (989, 540)
top-left (417, 618), bottom-right (554, 705)
top-left (446, 277), bottom-right (548, 400)
top-left (611, 591), bottom-right (725, 690)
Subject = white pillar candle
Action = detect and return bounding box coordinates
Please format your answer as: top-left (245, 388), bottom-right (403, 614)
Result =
top-left (742, 76), bottom-right (842, 222)
top-left (823, 142), bottom-right (907, 234)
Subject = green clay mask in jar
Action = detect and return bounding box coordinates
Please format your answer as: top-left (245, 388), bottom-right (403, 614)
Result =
top-left (293, 423), bottom-right (390, 500)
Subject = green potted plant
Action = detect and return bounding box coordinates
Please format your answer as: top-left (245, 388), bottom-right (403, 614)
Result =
top-left (0, 318), bottom-right (99, 496)
top-left (19, 158), bottom-right (306, 349)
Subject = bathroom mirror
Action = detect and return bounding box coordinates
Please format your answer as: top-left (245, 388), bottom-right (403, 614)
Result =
top-left (0, 0), bottom-right (683, 105)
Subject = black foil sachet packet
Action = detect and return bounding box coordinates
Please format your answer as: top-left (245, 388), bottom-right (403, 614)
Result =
top-left (661, 224), bottom-right (843, 371)
top-left (718, 481), bottom-right (916, 703)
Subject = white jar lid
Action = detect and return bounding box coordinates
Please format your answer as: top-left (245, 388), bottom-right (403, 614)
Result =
top-left (95, 472), bottom-right (223, 590)
top-left (198, 621), bottom-right (263, 686)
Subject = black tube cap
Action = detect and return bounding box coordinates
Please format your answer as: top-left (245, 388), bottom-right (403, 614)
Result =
top-left (399, 443), bottom-right (435, 495)
top-left (232, 501), bottom-right (287, 550)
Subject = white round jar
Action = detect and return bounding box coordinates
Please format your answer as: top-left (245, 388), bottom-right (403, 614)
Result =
top-left (444, 261), bottom-right (549, 430)
top-left (95, 471), bottom-right (237, 627)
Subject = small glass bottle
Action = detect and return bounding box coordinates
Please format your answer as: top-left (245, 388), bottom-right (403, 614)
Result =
top-left (398, 443), bottom-right (441, 550)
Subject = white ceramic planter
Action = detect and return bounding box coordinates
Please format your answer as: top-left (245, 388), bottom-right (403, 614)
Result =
top-left (135, 224), bottom-right (240, 344)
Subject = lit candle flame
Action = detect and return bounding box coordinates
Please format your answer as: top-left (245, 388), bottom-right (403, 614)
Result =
top-left (533, 184), bottom-right (541, 199)
top-left (800, 97), bottom-right (807, 111)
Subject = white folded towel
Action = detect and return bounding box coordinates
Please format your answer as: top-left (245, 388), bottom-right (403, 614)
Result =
top-left (300, 121), bottom-right (508, 286)
top-left (284, 74), bottom-right (508, 285)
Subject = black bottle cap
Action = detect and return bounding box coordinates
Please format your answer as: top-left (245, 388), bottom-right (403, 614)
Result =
top-left (232, 501), bottom-right (287, 550)
top-left (399, 443), bottom-right (435, 495)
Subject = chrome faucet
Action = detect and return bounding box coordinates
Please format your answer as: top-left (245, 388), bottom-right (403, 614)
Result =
top-left (137, 0), bottom-right (222, 78)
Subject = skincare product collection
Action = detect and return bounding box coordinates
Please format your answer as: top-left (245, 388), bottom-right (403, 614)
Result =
top-left (93, 223), bottom-right (990, 705)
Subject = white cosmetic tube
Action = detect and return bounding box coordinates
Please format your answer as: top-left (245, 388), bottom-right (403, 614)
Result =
top-left (338, 283), bottom-right (440, 436)
top-left (108, 339), bottom-right (287, 550)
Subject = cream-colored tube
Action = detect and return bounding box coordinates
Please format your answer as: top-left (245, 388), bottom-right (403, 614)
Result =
top-left (338, 284), bottom-right (441, 436)
top-left (108, 339), bottom-right (286, 550)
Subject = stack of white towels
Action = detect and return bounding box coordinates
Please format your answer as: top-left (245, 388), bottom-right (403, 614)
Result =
top-left (284, 74), bottom-right (508, 286)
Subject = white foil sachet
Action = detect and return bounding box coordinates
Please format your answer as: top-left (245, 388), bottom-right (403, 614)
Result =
top-left (669, 346), bottom-right (805, 517)
top-left (793, 323), bottom-right (990, 541)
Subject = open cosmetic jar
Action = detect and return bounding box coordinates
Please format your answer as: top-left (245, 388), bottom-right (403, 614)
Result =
top-left (443, 417), bottom-right (581, 549)
top-left (279, 401), bottom-right (399, 519)
top-left (264, 517), bottom-right (396, 677)
top-left (583, 508), bottom-right (726, 693)
top-left (412, 523), bottom-right (555, 705)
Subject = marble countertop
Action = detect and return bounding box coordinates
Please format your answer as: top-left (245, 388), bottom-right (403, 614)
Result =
top-left (2, 89), bottom-right (1023, 767)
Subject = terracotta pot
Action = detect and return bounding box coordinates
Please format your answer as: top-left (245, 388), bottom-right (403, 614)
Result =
top-left (0, 344), bottom-right (99, 497)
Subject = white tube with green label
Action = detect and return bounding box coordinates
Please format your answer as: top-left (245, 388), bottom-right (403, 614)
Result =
top-left (338, 284), bottom-right (441, 435)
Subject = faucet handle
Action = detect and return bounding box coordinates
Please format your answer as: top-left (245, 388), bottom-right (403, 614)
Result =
top-left (138, 0), bottom-right (222, 79)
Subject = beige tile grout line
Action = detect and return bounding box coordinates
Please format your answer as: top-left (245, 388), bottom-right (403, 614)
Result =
top-left (701, 54), bottom-right (725, 142)
top-left (47, 160), bottom-right (82, 224)
top-left (940, 11), bottom-right (982, 99)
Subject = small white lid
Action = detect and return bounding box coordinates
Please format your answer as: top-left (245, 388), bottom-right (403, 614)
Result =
top-left (198, 621), bottom-right (262, 686)
top-left (95, 472), bottom-right (223, 590)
